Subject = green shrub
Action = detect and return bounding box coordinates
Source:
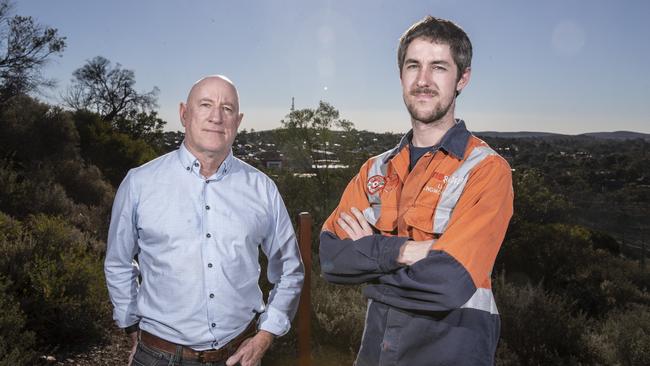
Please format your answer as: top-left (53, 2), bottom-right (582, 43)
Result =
top-left (22, 214), bottom-right (111, 347)
top-left (495, 340), bottom-right (521, 366)
top-left (0, 162), bottom-right (112, 241)
top-left (0, 277), bottom-right (36, 366)
top-left (55, 160), bottom-right (114, 208)
top-left (494, 276), bottom-right (593, 365)
top-left (312, 275), bottom-right (365, 355)
top-left (74, 110), bottom-right (158, 186)
top-left (588, 304), bottom-right (650, 366)
top-left (0, 95), bottom-right (79, 164)
top-left (0, 212), bottom-right (33, 296)
top-left (0, 163), bottom-right (76, 220)
top-left (0, 212), bottom-right (111, 350)
top-left (498, 222), bottom-right (648, 316)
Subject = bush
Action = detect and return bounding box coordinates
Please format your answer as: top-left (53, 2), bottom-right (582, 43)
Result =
top-left (495, 340), bottom-right (521, 366)
top-left (22, 214), bottom-right (111, 347)
top-left (0, 95), bottom-right (79, 164)
top-left (0, 161), bottom-right (113, 241)
top-left (0, 212), bottom-right (33, 295)
top-left (588, 304), bottom-right (650, 366)
top-left (312, 275), bottom-right (365, 355)
top-left (512, 169), bottom-right (572, 225)
top-left (498, 222), bottom-right (648, 316)
top-left (0, 277), bottom-right (36, 366)
top-left (52, 160), bottom-right (114, 239)
top-left (0, 212), bottom-right (111, 350)
top-left (0, 162), bottom-right (76, 220)
top-left (74, 110), bottom-right (158, 186)
top-left (55, 160), bottom-right (114, 208)
top-left (494, 276), bottom-right (594, 365)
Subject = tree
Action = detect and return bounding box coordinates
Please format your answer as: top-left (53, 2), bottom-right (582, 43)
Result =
top-left (274, 101), bottom-right (360, 219)
top-left (0, 0), bottom-right (66, 100)
top-left (73, 110), bottom-right (158, 186)
top-left (63, 56), bottom-right (159, 123)
top-left (113, 110), bottom-right (166, 143)
top-left (278, 101), bottom-right (356, 170)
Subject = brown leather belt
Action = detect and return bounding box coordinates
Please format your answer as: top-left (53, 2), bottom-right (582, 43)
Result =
top-left (139, 319), bottom-right (257, 363)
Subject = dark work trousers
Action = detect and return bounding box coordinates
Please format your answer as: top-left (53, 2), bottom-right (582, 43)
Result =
top-left (355, 300), bottom-right (499, 366)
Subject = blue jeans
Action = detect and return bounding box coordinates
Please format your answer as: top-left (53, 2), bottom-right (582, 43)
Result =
top-left (131, 342), bottom-right (235, 366)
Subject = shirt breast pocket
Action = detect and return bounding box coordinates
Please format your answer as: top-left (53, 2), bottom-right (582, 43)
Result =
top-left (405, 183), bottom-right (446, 236)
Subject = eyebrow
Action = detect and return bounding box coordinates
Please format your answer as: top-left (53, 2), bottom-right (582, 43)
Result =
top-left (404, 58), bottom-right (452, 67)
top-left (430, 60), bottom-right (452, 66)
top-left (198, 98), bottom-right (234, 106)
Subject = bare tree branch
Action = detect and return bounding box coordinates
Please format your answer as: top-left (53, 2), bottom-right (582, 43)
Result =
top-left (0, 1), bottom-right (66, 100)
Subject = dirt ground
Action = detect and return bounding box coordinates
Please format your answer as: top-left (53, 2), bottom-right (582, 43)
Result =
top-left (38, 328), bottom-right (130, 366)
top-left (37, 329), bottom-right (353, 366)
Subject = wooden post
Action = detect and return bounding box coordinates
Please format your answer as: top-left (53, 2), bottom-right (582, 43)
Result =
top-left (297, 212), bottom-right (312, 366)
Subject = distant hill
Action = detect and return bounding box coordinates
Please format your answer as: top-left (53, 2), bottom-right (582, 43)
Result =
top-left (476, 131), bottom-right (572, 139)
top-left (580, 131), bottom-right (650, 140)
top-left (476, 130), bottom-right (650, 141)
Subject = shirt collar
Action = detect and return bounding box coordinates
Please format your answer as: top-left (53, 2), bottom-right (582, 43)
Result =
top-left (177, 141), bottom-right (234, 180)
top-left (383, 119), bottom-right (471, 163)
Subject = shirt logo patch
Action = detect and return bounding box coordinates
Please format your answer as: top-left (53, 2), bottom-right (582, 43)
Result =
top-left (367, 175), bottom-right (386, 194)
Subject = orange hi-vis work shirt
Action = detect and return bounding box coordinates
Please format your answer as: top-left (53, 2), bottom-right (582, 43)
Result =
top-left (319, 120), bottom-right (514, 365)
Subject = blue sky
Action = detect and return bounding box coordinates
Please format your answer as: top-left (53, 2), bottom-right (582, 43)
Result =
top-left (15, 0), bottom-right (650, 134)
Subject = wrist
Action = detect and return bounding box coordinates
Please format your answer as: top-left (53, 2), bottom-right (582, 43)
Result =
top-left (255, 330), bottom-right (275, 348)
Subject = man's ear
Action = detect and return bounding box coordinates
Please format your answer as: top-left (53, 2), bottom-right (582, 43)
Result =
top-left (179, 102), bottom-right (187, 127)
top-left (456, 67), bottom-right (471, 95)
top-left (235, 112), bottom-right (244, 130)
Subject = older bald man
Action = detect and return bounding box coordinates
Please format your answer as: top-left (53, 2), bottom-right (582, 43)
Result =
top-left (105, 76), bottom-right (304, 366)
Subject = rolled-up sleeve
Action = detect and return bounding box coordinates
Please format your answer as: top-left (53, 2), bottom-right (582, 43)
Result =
top-left (104, 170), bottom-right (141, 328)
top-left (258, 182), bottom-right (304, 336)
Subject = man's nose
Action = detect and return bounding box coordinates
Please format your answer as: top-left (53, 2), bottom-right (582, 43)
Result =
top-left (208, 108), bottom-right (223, 123)
top-left (416, 68), bottom-right (431, 87)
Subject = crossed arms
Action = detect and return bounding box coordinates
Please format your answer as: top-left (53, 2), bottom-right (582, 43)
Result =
top-left (319, 157), bottom-right (513, 312)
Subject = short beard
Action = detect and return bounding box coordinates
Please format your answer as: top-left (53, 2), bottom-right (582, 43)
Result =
top-left (406, 98), bottom-right (453, 125)
top-left (404, 86), bottom-right (455, 125)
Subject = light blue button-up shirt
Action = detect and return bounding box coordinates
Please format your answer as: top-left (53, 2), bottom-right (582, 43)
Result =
top-left (104, 143), bottom-right (304, 350)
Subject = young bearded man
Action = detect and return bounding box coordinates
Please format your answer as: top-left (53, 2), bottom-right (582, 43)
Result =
top-left (319, 16), bottom-right (514, 366)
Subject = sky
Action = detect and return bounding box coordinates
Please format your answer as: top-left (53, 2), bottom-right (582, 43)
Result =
top-left (14, 0), bottom-right (650, 134)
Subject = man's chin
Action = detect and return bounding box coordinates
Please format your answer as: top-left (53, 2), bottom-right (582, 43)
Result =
top-left (408, 111), bottom-right (442, 124)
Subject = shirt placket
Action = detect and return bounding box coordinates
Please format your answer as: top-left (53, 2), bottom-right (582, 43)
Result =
top-left (201, 173), bottom-right (221, 348)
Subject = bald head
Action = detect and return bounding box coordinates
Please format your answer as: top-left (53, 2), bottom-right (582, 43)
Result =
top-left (186, 75), bottom-right (240, 112)
top-left (179, 74), bottom-right (244, 165)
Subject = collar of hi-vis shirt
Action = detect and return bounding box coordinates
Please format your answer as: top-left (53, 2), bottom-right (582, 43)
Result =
top-left (177, 141), bottom-right (234, 181)
top-left (383, 119), bottom-right (472, 165)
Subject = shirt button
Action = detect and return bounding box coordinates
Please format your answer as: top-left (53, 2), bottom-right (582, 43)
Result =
top-left (211, 323), bottom-right (216, 328)
top-left (194, 162), bottom-right (199, 167)
top-left (208, 263), bottom-right (213, 268)
top-left (205, 205), bottom-right (210, 210)
top-left (206, 233), bottom-right (211, 238)
top-left (209, 293), bottom-right (214, 298)
top-left (186, 167), bottom-right (190, 171)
